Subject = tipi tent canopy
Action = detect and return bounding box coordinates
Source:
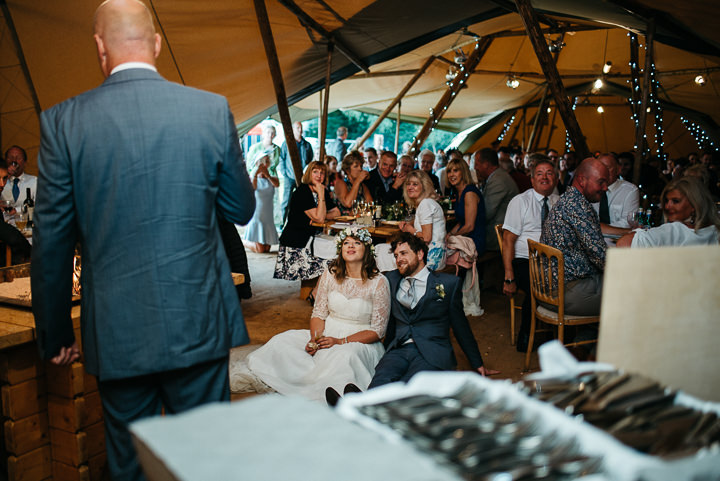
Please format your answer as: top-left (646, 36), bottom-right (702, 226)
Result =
top-left (1, 0), bottom-right (719, 173)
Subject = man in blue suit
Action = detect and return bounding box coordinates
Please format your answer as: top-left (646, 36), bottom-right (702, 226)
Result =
top-left (31, 1), bottom-right (254, 479)
top-left (369, 233), bottom-right (498, 388)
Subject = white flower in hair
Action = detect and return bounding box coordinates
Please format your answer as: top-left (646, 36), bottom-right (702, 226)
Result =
top-left (335, 227), bottom-right (375, 255)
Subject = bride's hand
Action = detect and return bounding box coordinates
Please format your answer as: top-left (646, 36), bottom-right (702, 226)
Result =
top-left (316, 336), bottom-right (340, 349)
top-left (305, 341), bottom-right (318, 356)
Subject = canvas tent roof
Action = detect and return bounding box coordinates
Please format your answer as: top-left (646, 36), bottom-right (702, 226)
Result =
top-left (1, 0), bottom-right (719, 174)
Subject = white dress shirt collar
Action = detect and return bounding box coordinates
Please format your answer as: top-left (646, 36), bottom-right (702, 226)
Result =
top-left (110, 62), bottom-right (158, 76)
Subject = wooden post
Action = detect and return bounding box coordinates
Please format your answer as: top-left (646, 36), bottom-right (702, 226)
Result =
top-left (528, 33), bottom-right (564, 152)
top-left (508, 108), bottom-right (526, 146)
top-left (394, 101), bottom-right (401, 153)
top-left (318, 43), bottom-right (334, 162)
top-left (633, 19), bottom-right (655, 185)
top-left (515, 0), bottom-right (590, 160)
top-left (410, 38), bottom-right (493, 155)
top-left (254, 0), bottom-right (303, 184)
top-left (353, 56), bottom-right (436, 151)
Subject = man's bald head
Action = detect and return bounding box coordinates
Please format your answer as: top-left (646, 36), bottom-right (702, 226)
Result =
top-left (573, 158), bottom-right (609, 203)
top-left (94, 0), bottom-right (161, 77)
top-left (597, 153), bottom-right (619, 184)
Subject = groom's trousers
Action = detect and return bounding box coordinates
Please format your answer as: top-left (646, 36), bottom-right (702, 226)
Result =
top-left (97, 356), bottom-right (229, 481)
top-left (369, 343), bottom-right (437, 388)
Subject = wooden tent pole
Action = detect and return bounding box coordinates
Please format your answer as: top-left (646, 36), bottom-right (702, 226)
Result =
top-left (254, 0), bottom-right (303, 184)
top-left (633, 20), bottom-right (655, 185)
top-left (353, 56), bottom-right (435, 151)
top-left (410, 38), bottom-right (493, 155)
top-left (508, 108), bottom-right (526, 145)
top-left (394, 101), bottom-right (401, 153)
top-left (319, 43), bottom-right (334, 161)
top-left (528, 33), bottom-right (565, 152)
top-left (515, 0), bottom-right (590, 159)
top-left (544, 102), bottom-right (559, 151)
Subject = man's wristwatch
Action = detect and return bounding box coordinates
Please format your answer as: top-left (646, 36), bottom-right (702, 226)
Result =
top-left (504, 279), bottom-right (515, 284)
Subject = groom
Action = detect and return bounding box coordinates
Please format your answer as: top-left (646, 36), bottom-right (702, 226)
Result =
top-left (369, 233), bottom-right (498, 388)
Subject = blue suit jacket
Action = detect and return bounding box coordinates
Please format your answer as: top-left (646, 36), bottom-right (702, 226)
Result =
top-left (32, 69), bottom-right (255, 380)
top-left (383, 270), bottom-right (484, 370)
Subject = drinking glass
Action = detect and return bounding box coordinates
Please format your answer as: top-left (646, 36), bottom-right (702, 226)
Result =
top-left (627, 210), bottom-right (643, 229)
top-left (15, 213), bottom-right (28, 232)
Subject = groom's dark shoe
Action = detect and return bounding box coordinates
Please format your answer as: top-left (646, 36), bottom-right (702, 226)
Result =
top-left (325, 387), bottom-right (341, 407)
top-left (343, 383), bottom-right (362, 395)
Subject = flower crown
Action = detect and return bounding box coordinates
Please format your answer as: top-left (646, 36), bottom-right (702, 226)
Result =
top-left (335, 227), bottom-right (374, 255)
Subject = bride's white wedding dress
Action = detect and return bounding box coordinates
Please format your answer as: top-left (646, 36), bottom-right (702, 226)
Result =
top-left (243, 269), bottom-right (390, 402)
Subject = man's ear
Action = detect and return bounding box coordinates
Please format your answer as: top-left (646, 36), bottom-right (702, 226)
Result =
top-left (153, 33), bottom-right (162, 59)
top-left (94, 34), bottom-right (109, 78)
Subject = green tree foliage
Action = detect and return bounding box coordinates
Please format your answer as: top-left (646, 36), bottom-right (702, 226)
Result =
top-left (305, 110), bottom-right (456, 153)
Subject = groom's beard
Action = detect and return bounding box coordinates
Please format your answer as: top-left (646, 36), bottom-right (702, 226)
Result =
top-left (397, 257), bottom-right (419, 277)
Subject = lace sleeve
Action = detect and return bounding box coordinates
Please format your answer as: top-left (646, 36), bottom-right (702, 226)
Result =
top-left (311, 269), bottom-right (331, 320)
top-left (369, 275), bottom-right (391, 338)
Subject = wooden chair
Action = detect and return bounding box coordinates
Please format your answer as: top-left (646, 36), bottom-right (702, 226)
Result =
top-left (494, 224), bottom-right (520, 345)
top-left (525, 239), bottom-right (600, 370)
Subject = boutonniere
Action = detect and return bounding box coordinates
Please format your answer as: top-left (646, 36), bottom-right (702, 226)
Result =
top-left (435, 283), bottom-right (446, 299)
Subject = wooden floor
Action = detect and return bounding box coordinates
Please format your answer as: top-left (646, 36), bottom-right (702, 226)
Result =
top-left (232, 248), bottom-right (539, 401)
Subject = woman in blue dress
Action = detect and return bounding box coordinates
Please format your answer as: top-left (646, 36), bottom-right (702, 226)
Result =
top-left (446, 158), bottom-right (486, 256)
top-left (242, 152), bottom-right (279, 253)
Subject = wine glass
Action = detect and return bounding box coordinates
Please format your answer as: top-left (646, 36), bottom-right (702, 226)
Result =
top-left (15, 213), bottom-right (28, 232)
top-left (0, 199), bottom-right (14, 222)
top-left (627, 210), bottom-right (643, 229)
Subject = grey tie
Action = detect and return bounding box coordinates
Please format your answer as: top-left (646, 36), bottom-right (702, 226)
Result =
top-left (398, 278), bottom-right (417, 309)
top-left (541, 196), bottom-right (549, 225)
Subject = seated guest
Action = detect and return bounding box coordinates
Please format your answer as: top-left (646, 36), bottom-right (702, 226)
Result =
top-left (334, 151), bottom-right (372, 214)
top-left (684, 164), bottom-right (720, 201)
top-left (0, 161), bottom-right (30, 265)
top-left (325, 155), bottom-right (339, 190)
top-left (540, 158), bottom-right (609, 316)
top-left (364, 151), bottom-right (404, 204)
top-left (617, 177), bottom-right (720, 247)
top-left (446, 158), bottom-right (486, 256)
top-left (593, 153), bottom-right (639, 233)
top-left (369, 232), bottom-right (498, 388)
top-left (398, 170), bottom-right (446, 271)
top-left (277, 121), bottom-right (314, 221)
top-left (363, 147), bottom-right (378, 171)
top-left (243, 228), bottom-right (390, 402)
top-left (274, 161), bottom-right (340, 285)
top-left (1, 145), bottom-right (36, 212)
top-left (503, 149), bottom-right (531, 193)
top-left (473, 148), bottom-right (519, 251)
top-left (501, 159), bottom-right (559, 352)
top-left (397, 154), bottom-right (414, 177)
top-left (418, 149), bottom-right (441, 193)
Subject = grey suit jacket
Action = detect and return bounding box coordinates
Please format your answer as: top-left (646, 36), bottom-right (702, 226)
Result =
top-left (32, 68), bottom-right (255, 380)
top-left (383, 270), bottom-right (484, 370)
top-left (483, 168), bottom-right (519, 250)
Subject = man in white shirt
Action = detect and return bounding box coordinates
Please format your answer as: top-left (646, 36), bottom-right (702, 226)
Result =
top-left (2, 146), bottom-right (36, 211)
top-left (593, 153), bottom-right (639, 232)
top-left (501, 158), bottom-right (559, 352)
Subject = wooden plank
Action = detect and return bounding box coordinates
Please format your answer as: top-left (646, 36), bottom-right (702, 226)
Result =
top-left (88, 452), bottom-right (106, 481)
top-left (0, 343), bottom-right (43, 384)
top-left (4, 413), bottom-right (49, 455)
top-left (45, 363), bottom-right (85, 399)
top-left (7, 445), bottom-right (52, 481)
top-left (318, 43), bottom-right (333, 161)
top-left (0, 323), bottom-right (34, 351)
top-left (49, 428), bottom-right (87, 467)
top-left (515, 0), bottom-right (590, 160)
top-left (84, 421), bottom-right (105, 458)
top-left (47, 396), bottom-right (85, 433)
top-left (52, 461), bottom-right (89, 481)
top-left (1, 378), bottom-right (47, 419)
top-left (47, 391), bottom-right (103, 433)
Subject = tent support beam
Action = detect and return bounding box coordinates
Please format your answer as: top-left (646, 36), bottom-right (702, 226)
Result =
top-left (516, 0), bottom-right (589, 159)
top-left (254, 0), bottom-right (303, 184)
top-left (318, 42), bottom-right (334, 161)
top-left (0, 2), bottom-right (42, 120)
top-left (354, 56), bottom-right (436, 151)
top-left (528, 33), bottom-right (565, 152)
top-left (509, 109), bottom-right (526, 146)
top-left (633, 19), bottom-right (655, 185)
top-left (410, 39), bottom-right (493, 155)
top-left (395, 101), bottom-right (401, 153)
top-left (277, 0), bottom-right (369, 73)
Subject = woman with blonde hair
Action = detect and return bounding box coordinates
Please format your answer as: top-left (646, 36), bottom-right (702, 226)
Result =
top-left (398, 170), bottom-right (446, 270)
top-left (446, 158), bottom-right (486, 256)
top-left (617, 176), bottom-right (720, 247)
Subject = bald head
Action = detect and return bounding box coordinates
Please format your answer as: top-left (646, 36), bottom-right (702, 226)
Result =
top-left (597, 153), bottom-right (619, 184)
top-left (94, 0), bottom-right (161, 77)
top-left (573, 158), bottom-right (609, 203)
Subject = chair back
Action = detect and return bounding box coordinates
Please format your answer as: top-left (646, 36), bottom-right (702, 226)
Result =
top-left (527, 239), bottom-right (564, 314)
top-left (494, 224), bottom-right (504, 255)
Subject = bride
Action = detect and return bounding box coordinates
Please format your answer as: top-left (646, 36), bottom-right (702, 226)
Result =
top-left (242, 227), bottom-right (390, 402)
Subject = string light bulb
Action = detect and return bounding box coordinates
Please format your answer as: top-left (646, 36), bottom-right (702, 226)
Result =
top-left (506, 76), bottom-right (520, 89)
top-left (593, 78), bottom-right (604, 89)
top-left (597, 105), bottom-right (604, 114)
top-left (603, 61), bottom-right (612, 74)
top-left (694, 75), bottom-right (706, 86)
